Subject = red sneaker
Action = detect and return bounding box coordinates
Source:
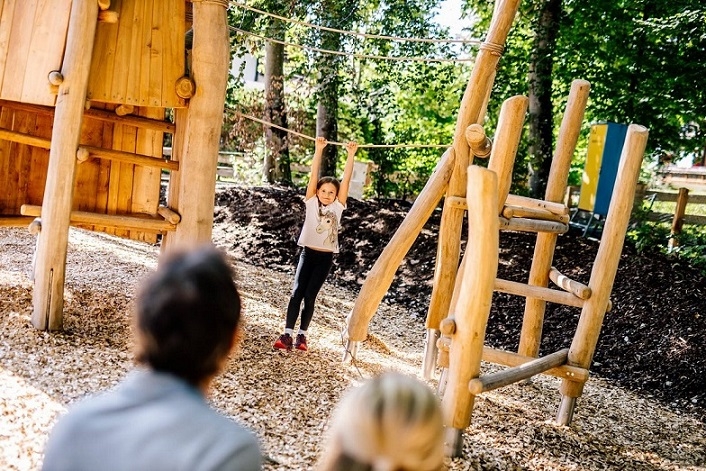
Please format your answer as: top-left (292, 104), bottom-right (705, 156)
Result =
top-left (295, 334), bottom-right (308, 351)
top-left (273, 333), bottom-right (293, 351)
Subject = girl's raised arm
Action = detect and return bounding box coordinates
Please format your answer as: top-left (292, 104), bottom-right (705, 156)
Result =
top-left (337, 141), bottom-right (358, 206)
top-left (306, 137), bottom-right (327, 199)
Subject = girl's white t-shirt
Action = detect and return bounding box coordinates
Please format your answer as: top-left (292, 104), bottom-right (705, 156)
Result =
top-left (297, 197), bottom-right (345, 253)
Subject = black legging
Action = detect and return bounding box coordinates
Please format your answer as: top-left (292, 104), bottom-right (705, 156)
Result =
top-left (285, 247), bottom-right (334, 331)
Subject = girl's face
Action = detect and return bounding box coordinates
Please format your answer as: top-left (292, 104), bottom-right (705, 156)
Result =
top-left (317, 183), bottom-right (338, 205)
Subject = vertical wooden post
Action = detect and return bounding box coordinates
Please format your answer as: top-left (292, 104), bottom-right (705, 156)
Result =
top-left (557, 124), bottom-right (648, 425)
top-left (442, 166), bottom-right (498, 457)
top-left (164, 0), bottom-right (229, 249)
top-left (668, 187), bottom-right (689, 251)
top-left (422, 0), bottom-right (521, 378)
top-left (488, 95), bottom-right (529, 212)
top-left (518, 80), bottom-right (590, 357)
top-left (32, 0), bottom-right (99, 330)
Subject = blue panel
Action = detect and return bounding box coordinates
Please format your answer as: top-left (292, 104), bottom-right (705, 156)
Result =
top-left (593, 123), bottom-right (628, 216)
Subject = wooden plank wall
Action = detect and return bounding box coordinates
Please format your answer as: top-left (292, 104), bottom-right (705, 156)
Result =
top-left (0, 106), bottom-right (51, 214)
top-left (87, 0), bottom-right (186, 108)
top-left (0, 0), bottom-right (186, 243)
top-left (0, 103), bottom-right (165, 243)
top-left (0, 0), bottom-right (72, 106)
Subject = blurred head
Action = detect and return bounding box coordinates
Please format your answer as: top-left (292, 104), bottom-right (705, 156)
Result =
top-left (319, 372), bottom-right (445, 471)
top-left (317, 177), bottom-right (340, 205)
top-left (133, 246), bottom-right (242, 386)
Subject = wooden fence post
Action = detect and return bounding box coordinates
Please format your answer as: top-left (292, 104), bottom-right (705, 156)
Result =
top-left (668, 187), bottom-right (689, 251)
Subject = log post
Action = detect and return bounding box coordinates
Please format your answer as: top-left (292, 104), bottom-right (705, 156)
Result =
top-left (32, 0), bottom-right (99, 330)
top-left (344, 150), bottom-right (455, 349)
top-left (163, 0), bottom-right (229, 249)
top-left (422, 0), bottom-right (521, 379)
top-left (518, 80), bottom-right (590, 358)
top-left (557, 124), bottom-right (648, 425)
top-left (487, 95), bottom-right (528, 213)
top-left (668, 187), bottom-right (689, 251)
top-left (442, 166), bottom-right (499, 457)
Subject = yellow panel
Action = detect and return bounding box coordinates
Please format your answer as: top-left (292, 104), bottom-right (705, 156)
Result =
top-left (578, 124), bottom-right (607, 211)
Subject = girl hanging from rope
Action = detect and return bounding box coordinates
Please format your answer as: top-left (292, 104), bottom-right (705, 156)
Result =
top-left (274, 136), bottom-right (358, 352)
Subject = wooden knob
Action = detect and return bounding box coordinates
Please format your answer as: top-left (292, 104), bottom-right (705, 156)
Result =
top-left (28, 218), bottom-right (42, 235)
top-left (76, 147), bottom-right (90, 163)
top-left (175, 76), bottom-right (195, 99)
top-left (98, 10), bottom-right (118, 23)
top-left (440, 317), bottom-right (457, 336)
top-left (48, 71), bottom-right (64, 86)
top-left (115, 104), bottom-right (134, 116)
top-left (97, 0), bottom-right (111, 10)
top-left (465, 123), bottom-right (492, 158)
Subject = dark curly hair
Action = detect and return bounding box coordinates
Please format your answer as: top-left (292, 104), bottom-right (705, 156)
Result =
top-left (133, 246), bottom-right (241, 386)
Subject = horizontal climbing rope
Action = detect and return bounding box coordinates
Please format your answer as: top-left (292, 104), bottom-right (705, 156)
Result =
top-left (232, 27), bottom-right (474, 63)
top-left (238, 112), bottom-right (450, 149)
top-left (230, 1), bottom-right (482, 45)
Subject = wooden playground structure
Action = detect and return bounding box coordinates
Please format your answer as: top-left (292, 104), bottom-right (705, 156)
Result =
top-left (0, 0), bottom-right (230, 330)
top-left (0, 0), bottom-right (650, 460)
top-left (342, 0), bottom-right (649, 457)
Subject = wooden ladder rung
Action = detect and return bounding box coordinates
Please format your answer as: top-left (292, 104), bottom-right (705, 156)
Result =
top-left (0, 216), bottom-right (36, 227)
top-left (494, 278), bottom-right (611, 312)
top-left (469, 348), bottom-right (570, 395)
top-left (20, 205), bottom-right (176, 233)
top-left (481, 346), bottom-right (589, 382)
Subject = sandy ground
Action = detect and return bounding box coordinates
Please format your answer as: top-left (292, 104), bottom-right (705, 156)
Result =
top-left (0, 226), bottom-right (704, 470)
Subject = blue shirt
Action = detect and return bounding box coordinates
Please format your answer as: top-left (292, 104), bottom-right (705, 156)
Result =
top-left (42, 369), bottom-right (262, 471)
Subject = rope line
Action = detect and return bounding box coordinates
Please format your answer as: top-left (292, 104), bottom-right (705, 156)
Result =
top-left (230, 0), bottom-right (482, 46)
top-left (192, 0), bottom-right (229, 7)
top-left (237, 112), bottom-right (450, 149)
top-left (232, 27), bottom-right (474, 63)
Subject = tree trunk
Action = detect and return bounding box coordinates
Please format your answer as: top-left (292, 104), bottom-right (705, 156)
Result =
top-left (527, 0), bottom-right (562, 197)
top-left (315, 29), bottom-right (341, 178)
top-left (264, 21), bottom-right (291, 185)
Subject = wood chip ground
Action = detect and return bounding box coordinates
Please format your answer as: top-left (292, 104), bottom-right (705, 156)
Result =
top-left (0, 227), bottom-right (704, 470)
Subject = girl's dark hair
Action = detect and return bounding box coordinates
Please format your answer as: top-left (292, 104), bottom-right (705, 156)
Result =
top-left (134, 246), bottom-right (241, 385)
top-left (317, 176), bottom-right (340, 194)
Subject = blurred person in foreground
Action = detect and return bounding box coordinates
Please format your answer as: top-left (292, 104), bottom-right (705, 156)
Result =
top-left (42, 246), bottom-right (261, 471)
top-left (318, 372), bottom-right (445, 471)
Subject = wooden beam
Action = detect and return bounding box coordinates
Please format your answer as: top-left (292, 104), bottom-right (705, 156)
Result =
top-left (502, 204), bottom-right (569, 224)
top-left (0, 128), bottom-right (51, 149)
top-left (482, 346), bottom-right (589, 382)
top-left (0, 128), bottom-right (176, 170)
top-left (559, 124), bottom-right (649, 423)
top-left (0, 216), bottom-right (36, 227)
top-left (32, 0), bottom-right (99, 331)
top-left (505, 194), bottom-right (568, 216)
top-left (81, 145), bottom-right (178, 170)
top-left (500, 217), bottom-right (568, 234)
top-left (21, 204), bottom-right (175, 232)
top-left (469, 349), bottom-right (570, 394)
top-left (442, 166), bottom-right (499, 433)
top-left (549, 267), bottom-right (591, 299)
top-left (157, 206), bottom-right (181, 224)
top-left (346, 149), bottom-right (454, 341)
top-left (494, 278), bottom-right (585, 309)
top-left (519, 80), bottom-right (590, 359)
top-left (165, 0), bottom-right (229, 248)
top-left (488, 95), bottom-right (528, 214)
top-left (0, 98), bottom-right (175, 133)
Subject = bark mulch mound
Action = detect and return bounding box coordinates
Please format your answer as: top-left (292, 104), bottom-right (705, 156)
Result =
top-left (214, 185), bottom-right (706, 421)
